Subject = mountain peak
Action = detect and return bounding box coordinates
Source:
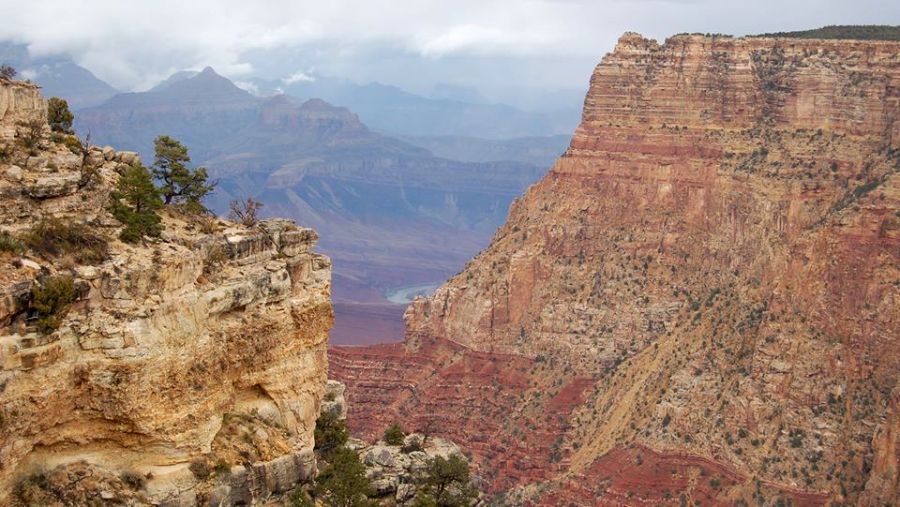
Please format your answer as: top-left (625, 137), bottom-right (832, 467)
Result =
top-left (155, 66), bottom-right (254, 103)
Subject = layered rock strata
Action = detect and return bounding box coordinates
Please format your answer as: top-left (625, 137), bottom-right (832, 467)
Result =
top-left (0, 76), bottom-right (333, 505)
top-left (337, 33), bottom-right (900, 505)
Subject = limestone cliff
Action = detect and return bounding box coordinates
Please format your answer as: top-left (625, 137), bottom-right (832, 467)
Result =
top-left (337, 33), bottom-right (900, 505)
top-left (0, 76), bottom-right (333, 505)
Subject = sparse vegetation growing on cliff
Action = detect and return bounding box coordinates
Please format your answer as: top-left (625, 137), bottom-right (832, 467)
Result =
top-left (31, 275), bottom-right (76, 333)
top-left (109, 164), bottom-right (164, 243)
top-left (314, 412), bottom-right (349, 458)
top-left (752, 25), bottom-right (900, 41)
top-left (414, 455), bottom-right (478, 507)
top-left (47, 97), bottom-right (74, 134)
top-left (0, 64), bottom-right (15, 79)
top-left (22, 218), bottom-right (109, 265)
top-left (384, 423), bottom-right (406, 445)
top-left (152, 135), bottom-right (215, 214)
top-left (315, 446), bottom-right (375, 507)
top-left (229, 197), bottom-right (264, 226)
top-left (0, 231), bottom-right (24, 254)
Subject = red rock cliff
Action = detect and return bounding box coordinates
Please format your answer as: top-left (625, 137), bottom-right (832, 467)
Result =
top-left (335, 32), bottom-right (900, 505)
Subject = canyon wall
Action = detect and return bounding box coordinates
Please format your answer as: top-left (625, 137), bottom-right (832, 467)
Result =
top-left (0, 77), bottom-right (333, 505)
top-left (337, 33), bottom-right (900, 505)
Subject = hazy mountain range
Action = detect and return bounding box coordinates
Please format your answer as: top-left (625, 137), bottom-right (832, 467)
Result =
top-left (0, 42), bottom-right (118, 109)
top-left (0, 42), bottom-right (577, 343)
top-left (73, 67), bottom-right (564, 344)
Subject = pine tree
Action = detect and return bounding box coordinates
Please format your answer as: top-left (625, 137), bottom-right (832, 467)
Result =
top-left (314, 447), bottom-right (374, 507)
top-left (151, 135), bottom-right (215, 214)
top-left (109, 164), bottom-right (163, 243)
top-left (47, 97), bottom-right (74, 133)
top-left (418, 455), bottom-right (477, 507)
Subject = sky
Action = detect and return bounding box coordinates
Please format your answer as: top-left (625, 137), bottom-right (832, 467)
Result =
top-left (0, 0), bottom-right (897, 109)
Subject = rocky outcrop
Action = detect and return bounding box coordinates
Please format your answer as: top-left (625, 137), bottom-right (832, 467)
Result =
top-left (0, 78), bottom-right (333, 505)
top-left (355, 434), bottom-right (468, 504)
top-left (336, 33), bottom-right (900, 505)
top-left (0, 77), bottom-right (45, 139)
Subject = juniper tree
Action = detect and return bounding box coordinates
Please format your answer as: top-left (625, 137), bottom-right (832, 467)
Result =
top-left (47, 97), bottom-right (74, 133)
top-left (109, 164), bottom-right (163, 242)
top-left (0, 64), bottom-right (15, 79)
top-left (151, 135), bottom-right (215, 214)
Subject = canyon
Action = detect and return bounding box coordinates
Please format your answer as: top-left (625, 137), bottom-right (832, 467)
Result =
top-left (74, 68), bottom-right (549, 345)
top-left (0, 77), bottom-right (333, 505)
top-left (333, 32), bottom-right (900, 505)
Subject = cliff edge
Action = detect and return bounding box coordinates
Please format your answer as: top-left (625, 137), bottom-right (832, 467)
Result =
top-left (0, 76), bottom-right (334, 506)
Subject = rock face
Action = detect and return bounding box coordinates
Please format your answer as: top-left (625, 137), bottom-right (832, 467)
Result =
top-left (335, 33), bottom-right (900, 505)
top-left (0, 78), bottom-right (333, 505)
top-left (0, 78), bottom-right (45, 139)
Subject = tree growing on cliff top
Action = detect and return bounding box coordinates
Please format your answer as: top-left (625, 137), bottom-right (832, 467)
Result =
top-left (314, 411), bottom-right (349, 459)
top-left (47, 97), bottom-right (74, 134)
top-left (314, 446), bottom-right (374, 507)
top-left (151, 135), bottom-right (215, 214)
top-left (109, 164), bottom-right (163, 243)
top-left (0, 64), bottom-right (15, 79)
top-left (415, 455), bottom-right (477, 507)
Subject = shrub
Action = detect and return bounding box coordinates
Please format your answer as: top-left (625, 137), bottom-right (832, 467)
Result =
top-left (0, 231), bottom-right (24, 254)
top-left (151, 135), bottom-right (215, 214)
top-left (31, 275), bottom-right (77, 333)
top-left (384, 423), bottom-right (405, 445)
top-left (290, 487), bottom-right (315, 507)
top-left (21, 218), bottom-right (109, 264)
top-left (47, 97), bottom-right (74, 134)
top-left (228, 197), bottom-right (264, 226)
top-left (189, 459), bottom-right (210, 480)
top-left (62, 134), bottom-right (84, 154)
top-left (18, 119), bottom-right (43, 153)
top-left (109, 164), bottom-right (163, 243)
top-left (314, 446), bottom-right (374, 507)
top-left (120, 470), bottom-right (145, 490)
top-left (314, 411), bottom-right (349, 459)
top-left (214, 459), bottom-right (231, 476)
top-left (203, 244), bottom-right (228, 276)
top-left (0, 64), bottom-right (16, 79)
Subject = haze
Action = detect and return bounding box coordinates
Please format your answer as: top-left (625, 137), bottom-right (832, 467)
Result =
top-left (0, 0), bottom-right (896, 110)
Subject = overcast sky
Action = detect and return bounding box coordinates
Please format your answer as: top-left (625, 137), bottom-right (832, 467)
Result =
top-left (0, 0), bottom-right (897, 108)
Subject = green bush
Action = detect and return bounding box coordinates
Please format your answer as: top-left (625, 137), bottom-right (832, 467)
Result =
top-left (22, 218), bottom-right (109, 264)
top-left (314, 411), bottom-right (349, 459)
top-left (417, 455), bottom-right (477, 507)
top-left (109, 164), bottom-right (163, 243)
top-left (0, 231), bottom-right (24, 254)
top-left (315, 446), bottom-right (374, 507)
top-left (290, 487), bottom-right (316, 507)
top-left (31, 275), bottom-right (77, 333)
top-left (62, 134), bottom-right (84, 154)
top-left (47, 97), bottom-right (74, 134)
top-left (384, 423), bottom-right (405, 445)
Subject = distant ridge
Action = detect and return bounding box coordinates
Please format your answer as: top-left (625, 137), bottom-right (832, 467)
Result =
top-left (752, 24), bottom-right (900, 41)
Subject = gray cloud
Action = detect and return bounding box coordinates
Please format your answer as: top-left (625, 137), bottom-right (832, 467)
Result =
top-left (0, 0), bottom-right (896, 106)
